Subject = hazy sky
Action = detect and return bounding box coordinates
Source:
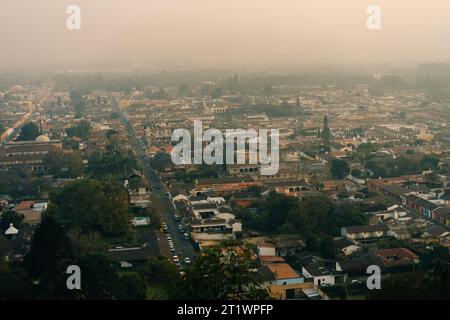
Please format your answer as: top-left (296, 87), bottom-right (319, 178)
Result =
top-left (1, 0), bottom-right (450, 71)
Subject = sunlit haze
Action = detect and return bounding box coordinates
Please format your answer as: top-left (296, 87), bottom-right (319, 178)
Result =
top-left (1, 0), bottom-right (450, 71)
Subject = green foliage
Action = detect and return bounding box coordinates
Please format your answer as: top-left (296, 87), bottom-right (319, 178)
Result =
top-left (149, 152), bottom-right (172, 171)
top-left (66, 120), bottom-right (91, 140)
top-left (74, 254), bottom-right (122, 299)
top-left (25, 216), bottom-right (74, 280)
top-left (44, 149), bottom-right (84, 178)
top-left (419, 155), bottom-right (440, 170)
top-left (117, 273), bottom-right (147, 300)
top-left (175, 164), bottom-right (221, 183)
top-left (106, 129), bottom-right (119, 139)
top-left (144, 207), bottom-right (162, 229)
top-left (420, 245), bottom-right (450, 267)
top-left (88, 147), bottom-right (138, 180)
top-left (365, 154), bottom-right (440, 178)
top-left (172, 247), bottom-right (269, 300)
top-left (17, 122), bottom-right (40, 141)
top-left (369, 263), bottom-right (450, 300)
top-left (0, 209), bottom-right (24, 232)
top-left (0, 122), bottom-right (5, 135)
top-left (246, 185), bottom-right (262, 197)
top-left (235, 193), bottom-right (367, 258)
top-left (331, 159), bottom-right (350, 179)
top-left (138, 256), bottom-right (180, 285)
top-left (47, 179), bottom-right (130, 235)
top-left (0, 234), bottom-right (10, 259)
top-left (0, 264), bottom-right (33, 299)
top-left (0, 168), bottom-right (51, 199)
top-left (67, 228), bottom-right (106, 258)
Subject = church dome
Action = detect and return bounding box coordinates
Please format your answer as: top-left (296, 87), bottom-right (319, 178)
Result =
top-left (5, 223), bottom-right (18, 235)
top-left (35, 135), bottom-right (50, 142)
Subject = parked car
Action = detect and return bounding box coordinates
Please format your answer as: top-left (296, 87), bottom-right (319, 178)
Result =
top-left (184, 233), bottom-right (190, 240)
top-left (184, 257), bottom-right (191, 264)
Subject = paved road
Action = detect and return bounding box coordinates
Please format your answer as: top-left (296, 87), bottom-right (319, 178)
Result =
top-left (122, 114), bottom-right (196, 267)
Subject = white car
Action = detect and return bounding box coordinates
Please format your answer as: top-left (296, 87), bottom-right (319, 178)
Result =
top-left (173, 256), bottom-right (179, 263)
top-left (184, 257), bottom-right (191, 264)
top-left (170, 246), bottom-right (176, 252)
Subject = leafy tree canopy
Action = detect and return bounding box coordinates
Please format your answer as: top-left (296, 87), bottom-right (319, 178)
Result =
top-left (331, 159), bottom-right (350, 179)
top-left (47, 179), bottom-right (130, 235)
top-left (17, 122), bottom-right (40, 141)
top-left (44, 149), bottom-right (84, 178)
top-left (66, 120), bottom-right (91, 140)
top-left (172, 247), bottom-right (269, 300)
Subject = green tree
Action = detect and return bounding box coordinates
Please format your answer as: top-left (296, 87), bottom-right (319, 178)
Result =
top-left (25, 215), bottom-right (74, 299)
top-left (173, 247), bottom-right (269, 300)
top-left (0, 234), bottom-right (10, 260)
top-left (138, 256), bottom-right (180, 286)
top-left (318, 234), bottom-right (336, 259)
top-left (88, 148), bottom-right (138, 179)
top-left (0, 209), bottom-right (24, 232)
top-left (44, 149), bottom-right (84, 178)
top-left (17, 122), bottom-right (40, 141)
top-left (331, 159), bottom-right (350, 179)
top-left (420, 155), bottom-right (440, 170)
top-left (0, 265), bottom-right (33, 299)
top-left (369, 263), bottom-right (450, 300)
top-left (74, 254), bottom-right (121, 299)
top-left (48, 179), bottom-right (130, 235)
top-left (66, 120), bottom-right (91, 140)
top-left (117, 273), bottom-right (147, 300)
top-left (67, 228), bottom-right (106, 258)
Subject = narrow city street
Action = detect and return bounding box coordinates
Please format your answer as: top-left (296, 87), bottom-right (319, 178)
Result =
top-left (123, 114), bottom-right (196, 268)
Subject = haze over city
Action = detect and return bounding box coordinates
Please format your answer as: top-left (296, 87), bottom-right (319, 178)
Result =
top-left (2, 0), bottom-right (450, 71)
top-left (0, 0), bottom-right (449, 306)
